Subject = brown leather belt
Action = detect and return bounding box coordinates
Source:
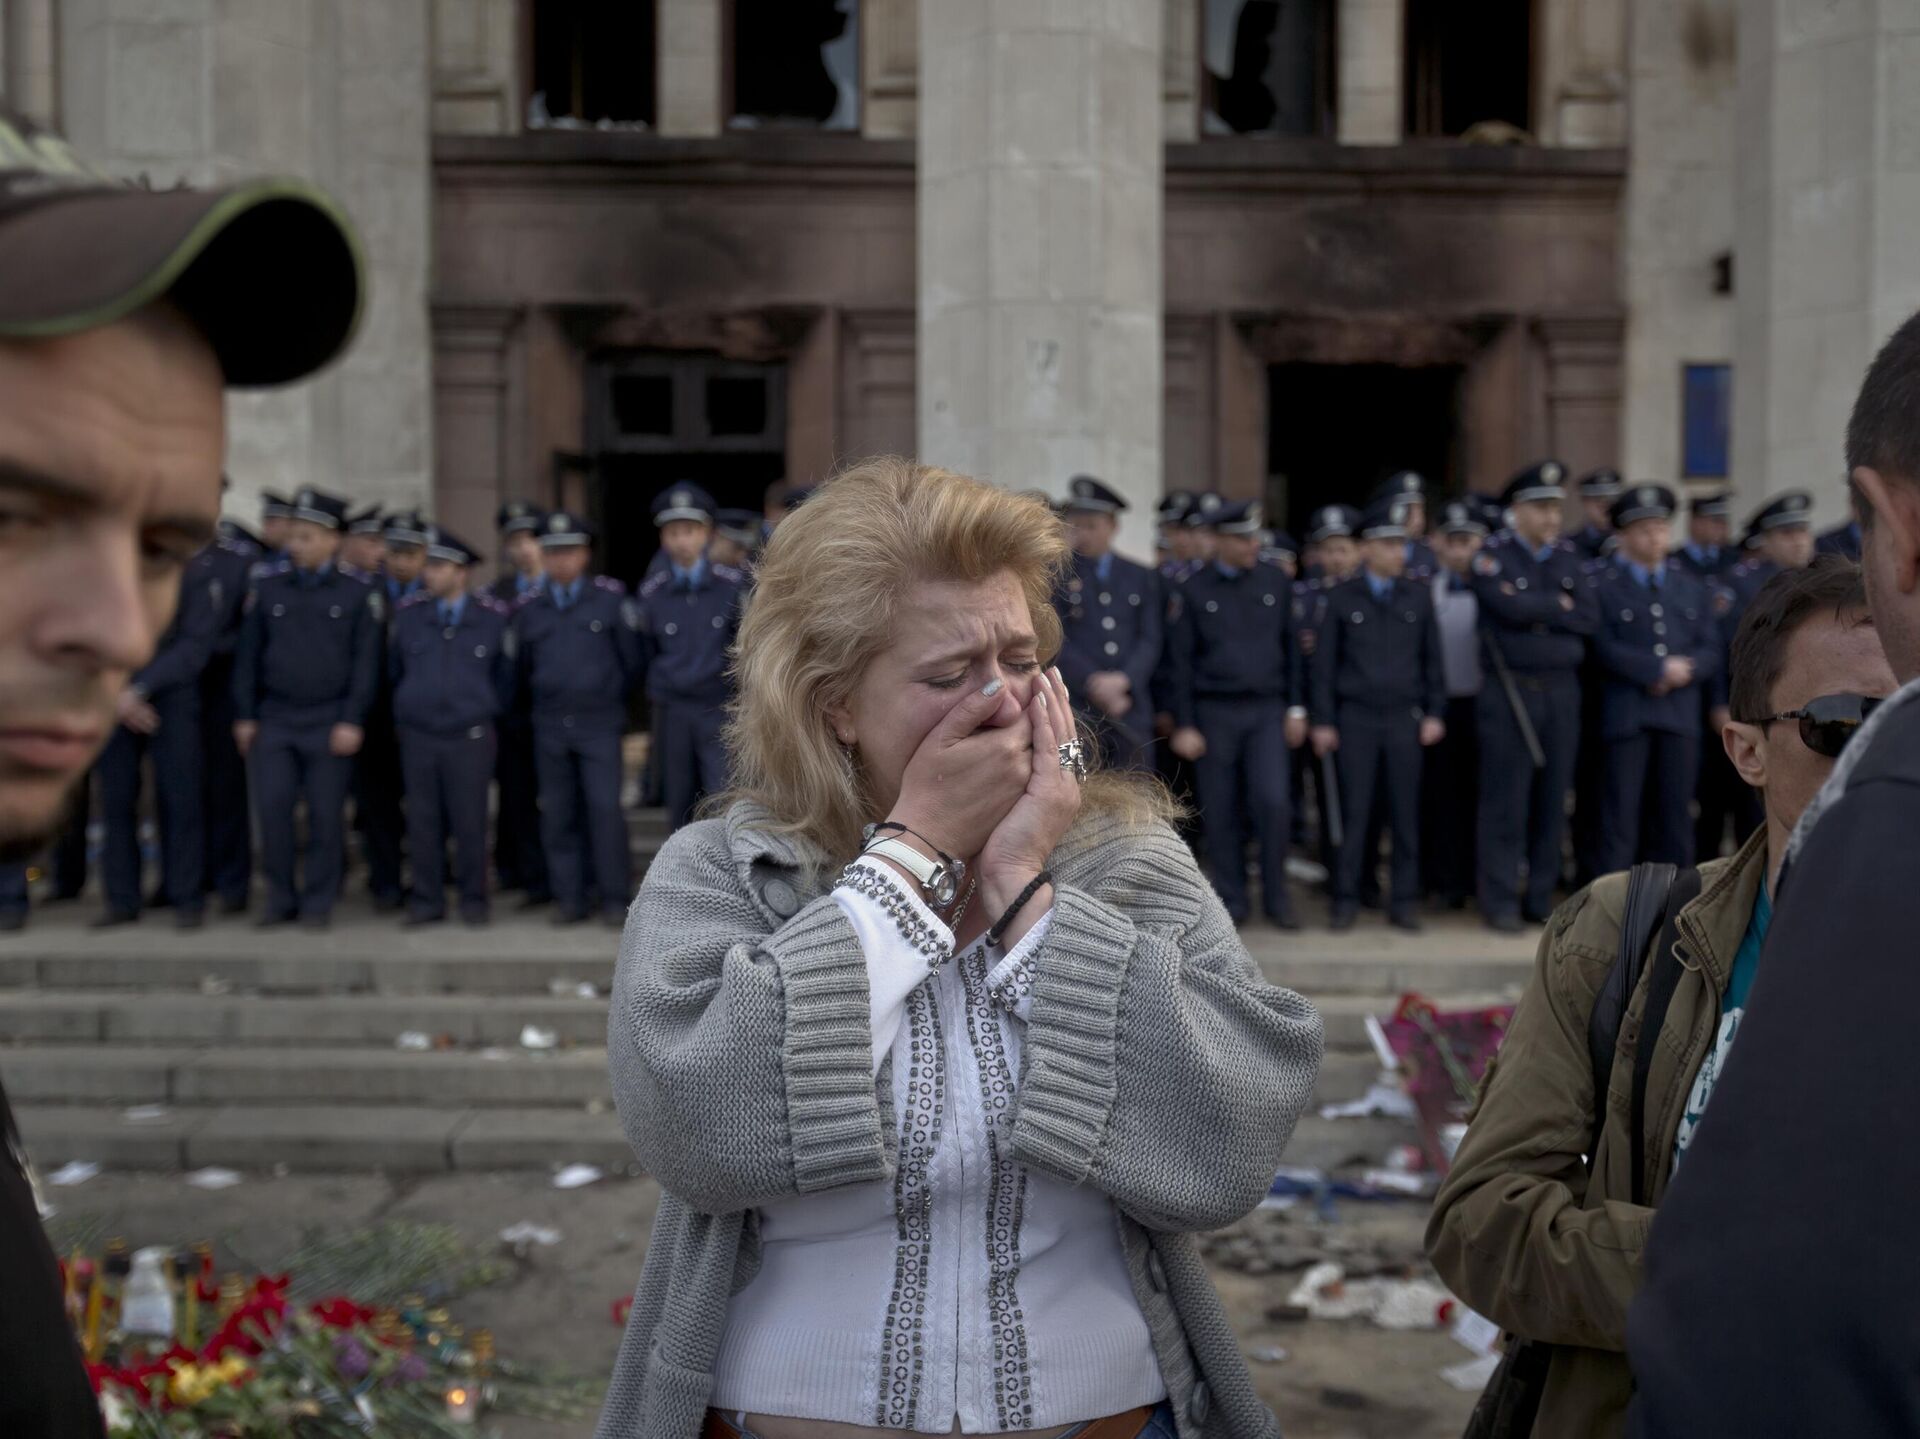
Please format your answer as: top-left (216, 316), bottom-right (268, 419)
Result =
top-left (701, 1408), bottom-right (1155, 1439)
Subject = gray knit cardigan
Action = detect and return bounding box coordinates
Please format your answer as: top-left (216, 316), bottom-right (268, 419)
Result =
top-left (595, 800), bottom-right (1323, 1439)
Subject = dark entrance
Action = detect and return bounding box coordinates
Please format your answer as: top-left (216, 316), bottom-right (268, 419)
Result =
top-left (1265, 364), bottom-right (1462, 538)
top-left (584, 352), bottom-right (787, 589)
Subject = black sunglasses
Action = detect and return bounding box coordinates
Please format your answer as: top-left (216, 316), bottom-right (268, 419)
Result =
top-left (1758, 692), bottom-right (1883, 758)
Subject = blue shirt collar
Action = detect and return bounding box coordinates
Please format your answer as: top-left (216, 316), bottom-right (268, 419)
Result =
top-left (1624, 558), bottom-right (1666, 589)
top-left (1365, 570), bottom-right (1393, 601)
top-left (1531, 541), bottom-right (1556, 563)
top-left (515, 571), bottom-right (542, 595)
top-left (438, 595), bottom-right (467, 625)
top-left (552, 577), bottom-right (583, 609)
top-left (671, 556), bottom-right (708, 589)
top-left (1213, 560), bottom-right (1242, 579)
top-left (1684, 542), bottom-right (1718, 566)
top-left (1094, 553), bottom-right (1113, 582)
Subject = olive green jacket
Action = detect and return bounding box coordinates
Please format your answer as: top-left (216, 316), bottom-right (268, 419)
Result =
top-left (1425, 828), bottom-right (1768, 1439)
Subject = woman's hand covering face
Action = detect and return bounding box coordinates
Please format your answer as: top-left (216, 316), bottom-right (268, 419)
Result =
top-left (978, 664), bottom-right (1082, 888)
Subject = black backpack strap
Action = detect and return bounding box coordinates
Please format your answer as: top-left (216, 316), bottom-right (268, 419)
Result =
top-left (1587, 863), bottom-right (1677, 1156)
top-left (1628, 866), bottom-right (1703, 1207)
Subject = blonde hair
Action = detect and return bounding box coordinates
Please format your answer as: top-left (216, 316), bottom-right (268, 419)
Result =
top-left (720, 456), bottom-right (1177, 864)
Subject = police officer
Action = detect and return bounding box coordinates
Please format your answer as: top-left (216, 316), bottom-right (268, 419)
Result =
top-left (259, 490), bottom-right (293, 558)
top-left (352, 507), bottom-right (429, 910)
top-left (1302, 504), bottom-right (1362, 583)
top-left (95, 556), bottom-right (222, 927)
top-left (1371, 470), bottom-right (1437, 578)
top-left (1816, 516), bottom-right (1862, 558)
top-left (711, 508), bottom-right (762, 574)
top-left (200, 516), bottom-right (262, 913)
top-left (391, 527), bottom-right (511, 926)
top-left (1672, 490), bottom-right (1734, 581)
top-left (231, 487), bottom-right (383, 929)
top-left (634, 485), bottom-right (745, 832)
top-left (1053, 475), bottom-right (1162, 768)
top-left (1421, 499), bottom-right (1488, 911)
top-left (0, 862), bottom-right (24, 932)
top-left (1293, 504), bottom-right (1362, 872)
top-left (1310, 497), bottom-right (1445, 932)
top-left (1592, 483), bottom-right (1720, 872)
top-left (1167, 500), bottom-right (1304, 927)
top-left (1261, 528), bottom-right (1300, 578)
top-left (486, 499), bottom-right (550, 904)
top-left (1567, 469), bottom-right (1621, 559)
top-left (1155, 491), bottom-right (1196, 577)
top-left (509, 509), bottom-right (642, 925)
top-left (342, 505), bottom-right (386, 574)
top-left (1470, 461), bottom-right (1597, 931)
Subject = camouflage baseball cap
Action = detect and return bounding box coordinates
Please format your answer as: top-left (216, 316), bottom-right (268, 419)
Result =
top-left (0, 105), bottom-right (362, 387)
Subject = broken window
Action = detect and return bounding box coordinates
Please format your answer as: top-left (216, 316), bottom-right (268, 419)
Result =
top-left (731, 0), bottom-right (859, 131)
top-left (1404, 0), bottom-right (1532, 138)
top-left (528, 0), bottom-right (657, 129)
top-left (1202, 0), bottom-right (1334, 138)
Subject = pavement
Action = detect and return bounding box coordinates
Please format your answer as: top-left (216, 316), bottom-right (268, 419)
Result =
top-left (41, 1170), bottom-right (1481, 1439)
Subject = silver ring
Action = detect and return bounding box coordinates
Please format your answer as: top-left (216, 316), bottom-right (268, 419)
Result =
top-left (1057, 738), bottom-right (1089, 783)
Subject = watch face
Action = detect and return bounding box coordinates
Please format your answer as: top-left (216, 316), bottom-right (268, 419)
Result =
top-left (930, 866), bottom-right (957, 908)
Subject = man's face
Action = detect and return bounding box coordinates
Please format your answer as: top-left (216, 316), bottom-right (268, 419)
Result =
top-left (1511, 499), bottom-right (1562, 549)
top-left (660, 518), bottom-right (709, 570)
top-left (505, 530), bottom-right (543, 574)
top-left (1270, 550), bottom-right (1298, 578)
top-left (1438, 531), bottom-right (1483, 574)
top-left (709, 534), bottom-right (748, 569)
top-left (341, 532), bottom-right (385, 572)
top-left (385, 543), bottom-right (425, 584)
top-left (1363, 536), bottom-right (1407, 578)
top-left (285, 520), bottom-right (341, 571)
top-left (260, 514), bottom-right (290, 550)
top-left (1725, 611), bottom-right (1896, 850)
top-left (422, 557), bottom-right (467, 600)
top-left (1215, 532), bottom-right (1260, 569)
top-left (1319, 536), bottom-right (1359, 579)
top-left (543, 544), bottom-right (588, 588)
top-left (1617, 517), bottom-right (1671, 569)
top-left (1689, 514), bottom-right (1729, 549)
top-left (1065, 509), bottom-right (1116, 559)
top-left (0, 305), bottom-right (223, 857)
top-left (1854, 466), bottom-right (1920, 682)
top-left (1403, 498), bottom-right (1427, 539)
top-left (1583, 498), bottom-right (1613, 530)
top-left (1758, 525), bottom-right (1814, 571)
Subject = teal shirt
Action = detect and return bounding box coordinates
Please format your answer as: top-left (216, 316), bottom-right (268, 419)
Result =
top-left (1672, 881), bottom-right (1771, 1171)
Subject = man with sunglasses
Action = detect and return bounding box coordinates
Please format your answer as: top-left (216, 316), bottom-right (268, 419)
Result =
top-left (1429, 559), bottom-right (1894, 1439)
top-left (1626, 316), bottom-right (1920, 1437)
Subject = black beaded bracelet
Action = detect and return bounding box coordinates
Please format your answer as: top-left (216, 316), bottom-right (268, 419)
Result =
top-left (986, 870), bottom-right (1052, 951)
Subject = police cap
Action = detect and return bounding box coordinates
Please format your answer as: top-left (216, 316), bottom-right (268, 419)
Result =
top-left (1609, 483), bottom-right (1678, 528)
top-left (714, 507), bottom-right (762, 548)
top-left (382, 508), bottom-right (430, 548)
top-left (288, 486), bottom-right (349, 531)
top-left (1157, 489), bottom-right (1195, 524)
top-left (1211, 499), bottom-right (1264, 535)
top-left (1578, 468), bottom-right (1623, 500)
top-left (1436, 499), bottom-right (1489, 537)
top-left (1063, 474), bottom-right (1127, 515)
top-left (1371, 470), bottom-right (1426, 505)
top-left (1307, 504), bottom-right (1361, 543)
top-left (497, 498), bottom-right (544, 536)
top-left (653, 484), bottom-right (716, 527)
top-left (1745, 489), bottom-right (1813, 534)
top-left (345, 504), bottom-right (383, 536)
top-left (539, 509), bottom-right (594, 547)
top-left (1692, 490), bottom-right (1734, 520)
top-left (1182, 491), bottom-right (1226, 528)
top-left (260, 490), bottom-right (294, 520)
top-left (1501, 460), bottom-right (1568, 508)
top-left (1359, 496), bottom-right (1411, 539)
top-left (423, 525), bottom-right (479, 566)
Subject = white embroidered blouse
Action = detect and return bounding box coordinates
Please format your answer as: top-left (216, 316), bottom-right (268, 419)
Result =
top-left (708, 856), bottom-right (1168, 1432)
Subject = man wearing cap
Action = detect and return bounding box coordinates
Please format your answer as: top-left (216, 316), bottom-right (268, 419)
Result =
top-left (509, 509), bottom-right (643, 925)
top-left (94, 554), bottom-right (224, 928)
top-left (1591, 484), bottom-right (1721, 871)
top-left (1672, 491), bottom-right (1734, 581)
top-left (1569, 469), bottom-right (1622, 559)
top-left (1155, 491), bottom-right (1199, 580)
top-left (1421, 499), bottom-right (1488, 910)
top-left (0, 100), bottom-right (360, 1434)
top-left (1292, 504), bottom-right (1363, 876)
top-left (1054, 475), bottom-right (1162, 768)
top-left (486, 499), bottom-right (550, 904)
top-left (341, 505), bottom-right (385, 574)
top-left (1167, 499), bottom-right (1305, 927)
top-left (1471, 461), bottom-right (1598, 930)
top-left (1372, 470), bottom-right (1437, 579)
top-left (1814, 514), bottom-right (1862, 559)
top-left (259, 491), bottom-right (294, 558)
top-left (201, 515), bottom-right (265, 913)
top-left (1310, 497), bottom-right (1446, 930)
top-left (634, 484), bottom-right (745, 832)
top-left (232, 488), bottom-right (384, 929)
top-left (390, 527), bottom-right (511, 926)
top-left (710, 508), bottom-right (762, 573)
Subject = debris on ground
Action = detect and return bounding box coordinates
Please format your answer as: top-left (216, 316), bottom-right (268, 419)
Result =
top-left (520, 1024), bottom-right (560, 1051)
top-left (120, 1104), bottom-right (171, 1124)
top-left (551, 1163), bottom-right (603, 1190)
top-left (1320, 1080), bottom-right (1419, 1122)
top-left (186, 1167), bottom-right (244, 1190)
top-left (394, 1030), bottom-right (431, 1051)
top-left (500, 1221), bottom-right (563, 1255)
top-left (49, 1160), bottom-right (100, 1187)
top-left (1441, 1353), bottom-right (1501, 1391)
top-left (1248, 1344), bottom-right (1290, 1364)
top-left (1285, 1261), bottom-right (1456, 1330)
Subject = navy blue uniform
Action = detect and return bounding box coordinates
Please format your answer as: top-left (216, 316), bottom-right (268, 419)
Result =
top-left (391, 592), bottom-right (513, 922)
top-left (1310, 573), bottom-right (1445, 916)
top-left (352, 574), bottom-right (419, 906)
top-left (1291, 577), bottom-right (1337, 866)
top-left (1053, 550), bottom-right (1162, 767)
top-left (1167, 561), bottom-right (1302, 925)
top-left (486, 571), bottom-right (549, 900)
top-left (634, 559), bottom-right (744, 831)
top-left (1815, 520), bottom-right (1861, 558)
top-left (0, 862), bottom-right (24, 928)
top-left (232, 562), bottom-right (383, 921)
top-left (1694, 554), bottom-right (1772, 856)
top-left (1568, 525), bottom-right (1613, 561)
top-left (97, 558), bottom-right (221, 919)
top-left (200, 525), bottom-right (259, 908)
top-left (1469, 533), bottom-right (1598, 921)
top-left (510, 575), bottom-right (642, 919)
top-left (1591, 561), bottom-right (1721, 871)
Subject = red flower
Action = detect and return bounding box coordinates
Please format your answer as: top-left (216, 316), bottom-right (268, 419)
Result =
top-left (200, 1276), bottom-right (290, 1360)
top-left (309, 1296), bottom-right (376, 1330)
top-left (611, 1294), bottom-right (633, 1327)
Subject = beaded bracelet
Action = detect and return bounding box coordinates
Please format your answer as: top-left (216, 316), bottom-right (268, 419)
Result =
top-left (985, 870), bottom-right (1052, 951)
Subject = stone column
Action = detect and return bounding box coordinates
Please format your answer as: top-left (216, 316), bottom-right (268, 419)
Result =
top-left (58, 0), bottom-right (435, 519)
top-left (917, 0), bottom-right (1163, 560)
top-left (657, 0), bottom-right (723, 137)
top-left (1, 0), bottom-right (59, 126)
top-left (1336, 0), bottom-right (1402, 145)
top-left (1731, 0), bottom-right (1920, 526)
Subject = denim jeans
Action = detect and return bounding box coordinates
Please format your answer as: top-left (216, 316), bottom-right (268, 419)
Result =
top-left (712, 1402), bottom-right (1180, 1439)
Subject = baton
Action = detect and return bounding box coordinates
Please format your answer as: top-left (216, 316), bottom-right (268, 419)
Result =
top-left (1320, 751), bottom-right (1344, 851)
top-left (1483, 635), bottom-right (1546, 769)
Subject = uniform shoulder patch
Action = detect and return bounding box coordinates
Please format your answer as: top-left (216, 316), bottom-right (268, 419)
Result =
top-left (474, 592), bottom-right (509, 616)
top-left (511, 588), bottom-right (542, 612)
top-left (639, 572), bottom-right (670, 598)
top-left (249, 558), bottom-right (289, 582)
top-left (593, 575), bottom-right (627, 596)
top-left (1473, 552), bottom-right (1500, 578)
top-left (399, 590), bottom-right (433, 609)
top-left (711, 562), bottom-right (746, 585)
top-left (621, 597), bottom-right (644, 632)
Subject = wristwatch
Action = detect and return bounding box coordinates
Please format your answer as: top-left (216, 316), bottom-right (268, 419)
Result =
top-left (861, 835), bottom-right (963, 908)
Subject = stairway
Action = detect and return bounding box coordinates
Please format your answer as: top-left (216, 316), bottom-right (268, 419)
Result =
top-left (0, 811), bottom-right (1533, 1175)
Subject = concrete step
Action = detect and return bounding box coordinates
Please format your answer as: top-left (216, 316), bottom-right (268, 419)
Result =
top-left (0, 991), bottom-right (610, 1047)
top-left (0, 1044), bottom-right (614, 1109)
top-left (0, 950), bottom-right (618, 995)
top-left (14, 1104), bottom-right (637, 1174)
